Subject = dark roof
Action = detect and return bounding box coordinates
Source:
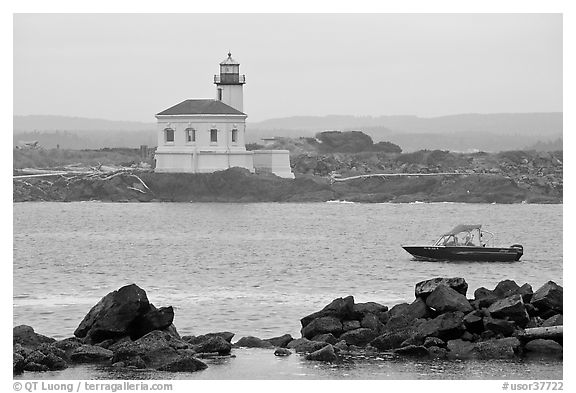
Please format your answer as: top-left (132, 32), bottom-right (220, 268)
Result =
top-left (443, 224), bottom-right (482, 235)
top-left (156, 99), bottom-right (246, 116)
top-left (220, 52), bottom-right (239, 65)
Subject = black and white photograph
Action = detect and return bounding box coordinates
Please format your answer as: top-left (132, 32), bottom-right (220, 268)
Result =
top-left (9, 7), bottom-right (568, 390)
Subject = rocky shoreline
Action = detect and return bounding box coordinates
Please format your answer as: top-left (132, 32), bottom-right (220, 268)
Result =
top-left (13, 166), bottom-right (561, 204)
top-left (13, 277), bottom-right (562, 375)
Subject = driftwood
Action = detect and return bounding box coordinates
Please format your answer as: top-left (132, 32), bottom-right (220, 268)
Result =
top-left (518, 326), bottom-right (563, 341)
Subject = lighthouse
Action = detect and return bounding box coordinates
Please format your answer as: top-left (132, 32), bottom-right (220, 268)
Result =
top-left (214, 52), bottom-right (245, 112)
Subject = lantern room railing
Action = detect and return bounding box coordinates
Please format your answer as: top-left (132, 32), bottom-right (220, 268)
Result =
top-left (214, 74), bottom-right (245, 84)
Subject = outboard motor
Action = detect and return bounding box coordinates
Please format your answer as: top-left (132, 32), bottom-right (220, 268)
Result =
top-left (510, 244), bottom-right (524, 260)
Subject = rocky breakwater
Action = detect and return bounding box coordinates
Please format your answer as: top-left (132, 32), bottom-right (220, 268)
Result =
top-left (13, 284), bottom-right (235, 375)
top-left (268, 277), bottom-right (563, 362)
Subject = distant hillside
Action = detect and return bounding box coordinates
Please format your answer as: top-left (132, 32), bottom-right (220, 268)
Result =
top-left (14, 115), bottom-right (155, 132)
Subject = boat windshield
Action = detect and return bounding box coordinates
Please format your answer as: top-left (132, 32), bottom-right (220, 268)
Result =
top-left (434, 228), bottom-right (482, 247)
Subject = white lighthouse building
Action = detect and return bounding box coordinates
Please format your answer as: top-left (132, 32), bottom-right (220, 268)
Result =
top-left (154, 53), bottom-right (294, 179)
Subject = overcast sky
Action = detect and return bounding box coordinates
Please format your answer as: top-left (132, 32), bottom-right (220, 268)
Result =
top-left (13, 13), bottom-right (562, 123)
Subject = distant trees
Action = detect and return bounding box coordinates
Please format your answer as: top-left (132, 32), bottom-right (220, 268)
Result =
top-left (315, 131), bottom-right (402, 153)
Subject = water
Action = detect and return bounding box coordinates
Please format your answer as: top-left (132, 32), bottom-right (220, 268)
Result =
top-left (13, 202), bottom-right (563, 379)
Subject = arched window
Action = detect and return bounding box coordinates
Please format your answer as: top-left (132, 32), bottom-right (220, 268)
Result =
top-left (231, 128), bottom-right (238, 143)
top-left (185, 128), bottom-right (196, 143)
top-left (164, 128), bottom-right (174, 143)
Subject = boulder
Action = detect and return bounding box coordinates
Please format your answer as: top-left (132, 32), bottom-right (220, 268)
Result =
top-left (474, 337), bottom-right (520, 359)
top-left (339, 328), bottom-right (378, 347)
top-left (234, 336), bottom-right (274, 348)
top-left (473, 287), bottom-right (499, 308)
top-left (129, 305), bottom-right (174, 340)
top-left (413, 311), bottom-right (465, 341)
top-left (531, 281), bottom-right (563, 314)
top-left (300, 296), bottom-right (355, 328)
top-left (463, 311), bottom-right (485, 334)
top-left (13, 325), bottom-right (55, 349)
top-left (352, 302), bottom-right (388, 317)
top-left (53, 337), bottom-right (84, 355)
top-left (111, 330), bottom-right (185, 369)
top-left (24, 362), bottom-right (49, 372)
top-left (184, 332), bottom-right (235, 344)
top-left (370, 331), bottom-right (413, 351)
top-left (393, 345), bottom-right (429, 357)
top-left (287, 338), bottom-right (328, 353)
top-left (425, 285), bottom-right (473, 314)
top-left (74, 284), bottom-right (151, 343)
top-left (264, 334), bottom-right (293, 348)
top-left (488, 294), bottom-right (529, 326)
top-left (70, 345), bottom-right (113, 363)
top-left (446, 339), bottom-right (476, 360)
top-left (305, 344), bottom-right (337, 362)
top-left (423, 337), bottom-right (446, 348)
top-left (360, 313), bottom-right (385, 333)
top-left (13, 352), bottom-right (25, 374)
top-left (274, 348), bottom-right (292, 356)
top-left (415, 277), bottom-right (468, 299)
top-left (156, 354), bottom-right (208, 372)
top-left (484, 317), bottom-right (516, 337)
top-left (311, 333), bottom-right (338, 344)
top-left (342, 320), bottom-right (361, 331)
top-left (301, 316), bottom-right (343, 339)
top-left (385, 298), bottom-right (430, 331)
top-left (428, 346), bottom-right (448, 359)
top-left (524, 339), bottom-right (563, 357)
top-left (190, 336), bottom-right (231, 355)
top-left (42, 352), bottom-right (68, 370)
top-left (493, 280), bottom-right (533, 303)
top-left (541, 314), bottom-right (563, 327)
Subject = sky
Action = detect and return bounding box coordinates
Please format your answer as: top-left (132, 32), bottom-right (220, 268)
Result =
top-left (13, 13), bottom-right (562, 123)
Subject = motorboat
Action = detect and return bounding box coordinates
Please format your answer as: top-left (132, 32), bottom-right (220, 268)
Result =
top-left (402, 224), bottom-right (523, 262)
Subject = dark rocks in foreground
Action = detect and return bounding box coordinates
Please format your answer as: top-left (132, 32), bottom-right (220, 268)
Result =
top-left (13, 278), bottom-right (563, 374)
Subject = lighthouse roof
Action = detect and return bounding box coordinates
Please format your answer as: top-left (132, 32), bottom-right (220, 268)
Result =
top-left (220, 52), bottom-right (239, 65)
top-left (156, 99), bottom-right (246, 116)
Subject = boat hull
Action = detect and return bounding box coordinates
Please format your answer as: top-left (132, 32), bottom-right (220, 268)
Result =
top-left (402, 245), bottom-right (523, 262)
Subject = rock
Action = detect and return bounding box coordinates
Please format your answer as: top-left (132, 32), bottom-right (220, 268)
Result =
top-left (531, 281), bottom-right (563, 314)
top-left (339, 328), bottom-right (378, 347)
top-left (413, 311), bottom-right (465, 341)
top-left (425, 285), bottom-right (473, 314)
top-left (156, 354), bottom-right (208, 372)
top-left (393, 345), bottom-right (429, 357)
top-left (493, 280), bottom-right (533, 303)
top-left (274, 348), bottom-right (292, 356)
top-left (525, 303), bottom-right (540, 318)
top-left (287, 338), bottom-right (328, 353)
top-left (264, 334), bottom-right (293, 348)
top-left (129, 305), bottom-right (174, 340)
top-left (428, 346), bottom-right (448, 359)
top-left (473, 287), bottom-right (499, 308)
top-left (386, 298), bottom-right (430, 331)
top-left (300, 296), bottom-right (354, 328)
top-left (524, 339), bottom-right (563, 357)
top-left (415, 277), bottom-right (468, 299)
top-left (474, 337), bottom-right (520, 359)
top-left (488, 294), bottom-right (529, 326)
top-left (190, 336), bottom-right (231, 355)
top-left (311, 333), bottom-right (338, 344)
top-left (24, 362), bottom-right (49, 372)
top-left (42, 353), bottom-right (68, 370)
top-left (447, 339), bottom-right (476, 359)
top-left (112, 330), bottom-right (184, 369)
top-left (53, 337), bottom-right (85, 356)
top-left (70, 345), bottom-right (113, 363)
top-left (361, 313), bottom-right (385, 333)
top-left (184, 331), bottom-right (235, 344)
top-left (423, 337), bottom-right (446, 348)
top-left (353, 302), bottom-right (388, 316)
top-left (234, 336), bottom-right (274, 348)
top-left (13, 325), bottom-right (55, 349)
top-left (541, 314), bottom-right (563, 327)
top-left (342, 320), bottom-right (362, 331)
top-left (370, 331), bottom-right (413, 351)
top-left (463, 311), bottom-right (485, 333)
top-left (484, 317), bottom-right (516, 337)
top-left (163, 324), bottom-right (181, 339)
top-left (301, 316), bottom-right (343, 339)
top-left (26, 350), bottom-right (47, 365)
top-left (461, 331), bottom-right (475, 342)
top-left (13, 352), bottom-right (25, 374)
top-left (305, 344), bottom-right (337, 362)
top-left (333, 340), bottom-right (348, 351)
top-left (74, 284), bottom-right (151, 343)
top-left (526, 317), bottom-right (543, 329)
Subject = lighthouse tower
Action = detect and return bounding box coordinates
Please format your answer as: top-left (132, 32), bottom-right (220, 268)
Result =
top-left (214, 52), bottom-right (245, 112)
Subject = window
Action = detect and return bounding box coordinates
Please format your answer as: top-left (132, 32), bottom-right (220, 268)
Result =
top-left (185, 128), bottom-right (196, 143)
top-left (164, 128), bottom-right (174, 143)
top-left (218, 88), bottom-right (223, 101)
top-left (231, 128), bottom-right (238, 143)
top-left (210, 128), bottom-right (218, 143)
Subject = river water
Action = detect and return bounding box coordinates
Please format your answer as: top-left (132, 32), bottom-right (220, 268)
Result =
top-left (12, 202), bottom-right (563, 379)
